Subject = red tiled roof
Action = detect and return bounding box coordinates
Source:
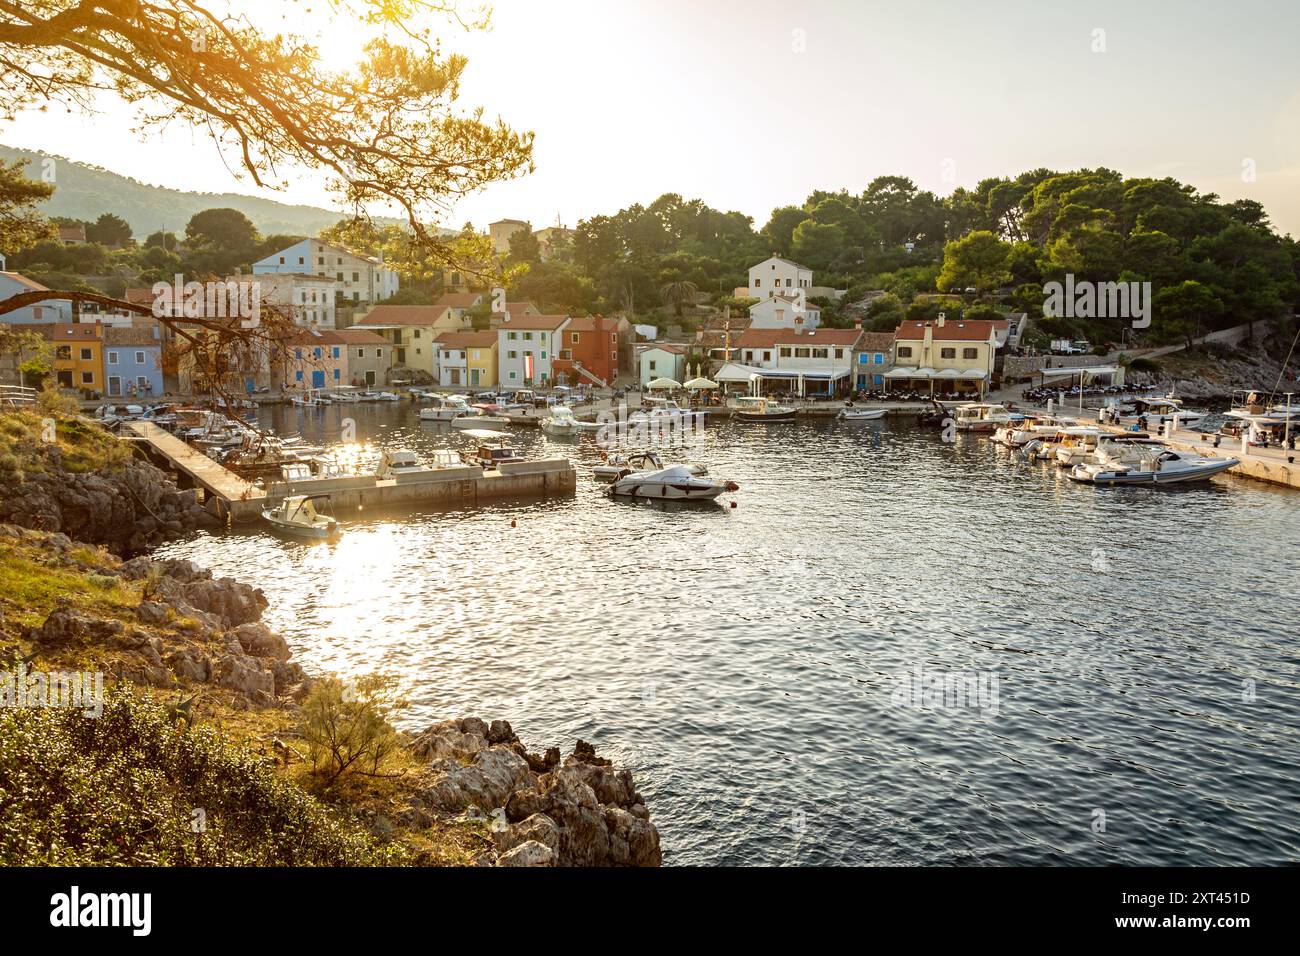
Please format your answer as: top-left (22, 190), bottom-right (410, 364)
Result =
top-left (356, 306), bottom-right (445, 327)
top-left (855, 331), bottom-right (896, 352)
top-left (436, 331), bottom-right (497, 349)
top-left (494, 313), bottom-right (569, 331)
top-left (565, 315), bottom-right (619, 333)
top-left (738, 327), bottom-right (862, 349)
top-left (332, 329), bottom-right (390, 345)
top-left (104, 326), bottom-right (162, 347)
top-left (645, 344), bottom-right (687, 354)
top-left (895, 319), bottom-right (999, 342)
top-left (432, 293), bottom-right (483, 310)
top-left (489, 300), bottom-right (538, 315)
top-left (40, 323), bottom-right (102, 342)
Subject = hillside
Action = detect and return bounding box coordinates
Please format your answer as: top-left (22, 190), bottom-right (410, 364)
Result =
top-left (0, 144), bottom-right (357, 238)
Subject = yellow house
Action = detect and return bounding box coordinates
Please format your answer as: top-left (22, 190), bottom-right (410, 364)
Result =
top-left (43, 323), bottom-right (105, 395)
top-left (436, 331), bottom-right (498, 389)
top-left (887, 315), bottom-right (1005, 397)
top-left (353, 302), bottom-right (484, 379)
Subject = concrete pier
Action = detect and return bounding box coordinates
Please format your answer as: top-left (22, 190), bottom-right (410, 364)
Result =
top-left (121, 420), bottom-right (578, 523)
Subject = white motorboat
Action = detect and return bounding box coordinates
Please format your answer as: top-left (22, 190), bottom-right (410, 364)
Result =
top-left (1018, 426), bottom-right (1105, 464)
top-left (838, 406), bottom-right (887, 421)
top-left (953, 402), bottom-right (1015, 432)
top-left (261, 495), bottom-right (340, 539)
top-left (731, 396), bottom-right (796, 422)
top-left (409, 388), bottom-right (439, 402)
top-left (1068, 448), bottom-right (1238, 485)
top-left (419, 394), bottom-right (477, 421)
top-left (1104, 396), bottom-right (1206, 430)
top-left (992, 414), bottom-right (1076, 447)
top-left (608, 462), bottom-right (738, 500)
top-left (451, 412), bottom-right (510, 429)
top-left (541, 404), bottom-right (581, 435)
top-left (372, 391), bottom-right (401, 402)
top-left (460, 434), bottom-right (524, 470)
top-left (375, 448), bottom-right (442, 479)
top-left (593, 451), bottom-right (709, 483)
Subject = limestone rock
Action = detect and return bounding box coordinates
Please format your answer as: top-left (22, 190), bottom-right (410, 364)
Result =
top-left (496, 840), bottom-right (556, 867)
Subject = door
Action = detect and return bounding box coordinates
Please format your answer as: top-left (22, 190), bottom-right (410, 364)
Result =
top-left (108, 376), bottom-right (122, 396)
top-left (311, 370), bottom-right (326, 388)
top-left (57, 370), bottom-right (73, 388)
top-left (470, 368), bottom-right (480, 387)
top-left (365, 370), bottom-right (376, 386)
top-left (449, 368), bottom-right (461, 386)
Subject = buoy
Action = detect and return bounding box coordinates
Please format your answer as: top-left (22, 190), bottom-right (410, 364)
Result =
top-left (730, 500), bottom-right (737, 508)
top-left (510, 519), bottom-right (517, 528)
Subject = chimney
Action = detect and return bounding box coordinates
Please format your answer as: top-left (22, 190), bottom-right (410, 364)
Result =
top-left (853, 318), bottom-right (862, 331)
top-left (937, 312), bottom-right (946, 328)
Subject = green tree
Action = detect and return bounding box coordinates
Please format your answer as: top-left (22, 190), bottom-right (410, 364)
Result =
top-left (85, 212), bottom-right (132, 246)
top-left (0, 158), bottom-right (55, 254)
top-left (937, 230), bottom-right (1012, 297)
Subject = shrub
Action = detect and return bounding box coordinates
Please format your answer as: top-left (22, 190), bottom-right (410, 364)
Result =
top-left (0, 687), bottom-right (400, 865)
top-left (300, 674), bottom-right (408, 787)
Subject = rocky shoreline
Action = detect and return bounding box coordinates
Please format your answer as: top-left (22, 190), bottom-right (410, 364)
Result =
top-left (1, 499), bottom-right (662, 866)
top-left (0, 444), bottom-right (221, 553)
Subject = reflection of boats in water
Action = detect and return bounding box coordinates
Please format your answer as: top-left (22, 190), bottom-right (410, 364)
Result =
top-left (261, 494), bottom-right (340, 539)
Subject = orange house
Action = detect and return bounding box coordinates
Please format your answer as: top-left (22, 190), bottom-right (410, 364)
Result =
top-left (552, 314), bottom-right (620, 387)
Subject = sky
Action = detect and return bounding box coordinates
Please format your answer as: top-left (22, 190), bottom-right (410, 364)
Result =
top-left (7, 0), bottom-right (1300, 235)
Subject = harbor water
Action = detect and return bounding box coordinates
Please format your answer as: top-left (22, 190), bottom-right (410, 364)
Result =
top-left (154, 404), bottom-right (1300, 865)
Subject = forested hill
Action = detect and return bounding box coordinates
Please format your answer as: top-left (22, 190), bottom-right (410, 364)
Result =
top-left (0, 144), bottom-right (350, 238)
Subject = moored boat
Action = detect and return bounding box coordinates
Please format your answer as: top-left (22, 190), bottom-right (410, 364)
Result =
top-left (261, 494), bottom-right (340, 539)
top-left (1068, 448), bottom-right (1238, 485)
top-left (731, 396), bottom-right (796, 422)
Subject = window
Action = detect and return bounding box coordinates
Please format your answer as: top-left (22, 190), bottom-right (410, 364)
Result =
top-left (313, 347), bottom-right (322, 359)
top-left (571, 332), bottom-right (580, 344)
top-left (785, 278), bottom-right (792, 287)
top-left (79, 348), bottom-right (92, 361)
top-left (754, 279), bottom-right (761, 288)
top-left (743, 350), bottom-right (753, 363)
top-left (357, 348), bottom-right (365, 358)
top-left (648, 360), bottom-right (657, 371)
top-left (963, 348), bottom-right (978, 359)
top-left (81, 371), bottom-right (94, 385)
top-left (295, 349), bottom-right (302, 359)
top-left (352, 291), bottom-right (360, 302)
top-left (337, 273), bottom-right (344, 281)
top-left (795, 347), bottom-right (810, 358)
top-left (472, 350), bottom-right (480, 360)
top-left (898, 346), bottom-right (913, 358)
top-left (523, 332), bottom-right (533, 340)
top-left (834, 348), bottom-right (844, 359)
top-left (295, 370), bottom-right (303, 382)
top-left (509, 371), bottom-right (517, 380)
top-left (541, 350), bottom-right (547, 360)
top-left (107, 351), bottom-right (119, 365)
top-left (762, 350), bottom-right (771, 362)
top-left (352, 272), bottom-right (359, 282)
top-left (413, 330), bottom-right (421, 339)
top-left (508, 331), bottom-right (518, 340)
top-left (780, 347), bottom-right (792, 358)
top-left (333, 368), bottom-right (340, 380)
top-left (318, 256), bottom-right (324, 265)
top-left (136, 351), bottom-right (146, 364)
top-left (940, 348), bottom-right (956, 359)
top-left (376, 348), bottom-right (382, 358)
top-left (874, 353), bottom-right (884, 364)
top-left (509, 350), bottom-right (517, 359)
top-left (278, 256), bottom-right (285, 264)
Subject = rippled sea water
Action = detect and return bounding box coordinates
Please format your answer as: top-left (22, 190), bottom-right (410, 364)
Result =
top-left (155, 403), bottom-right (1300, 866)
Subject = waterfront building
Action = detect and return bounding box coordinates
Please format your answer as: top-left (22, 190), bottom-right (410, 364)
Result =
top-left (551, 314), bottom-right (623, 387)
top-left (885, 315), bottom-right (1000, 397)
top-left (235, 272), bottom-right (339, 329)
top-left (333, 328), bottom-right (393, 387)
top-left (42, 322), bottom-right (105, 394)
top-left (436, 330), bottom-right (498, 388)
top-left (748, 293), bottom-right (822, 331)
top-left (495, 313), bottom-right (570, 387)
top-left (103, 325), bottom-right (164, 397)
top-left (353, 305), bottom-right (465, 380)
top-left (747, 256), bottom-right (813, 300)
top-left (252, 239), bottom-right (398, 304)
top-left (638, 344), bottom-right (688, 386)
top-left (714, 326), bottom-right (862, 396)
top-left (852, 331), bottom-right (896, 390)
top-left (273, 329), bottom-right (348, 391)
